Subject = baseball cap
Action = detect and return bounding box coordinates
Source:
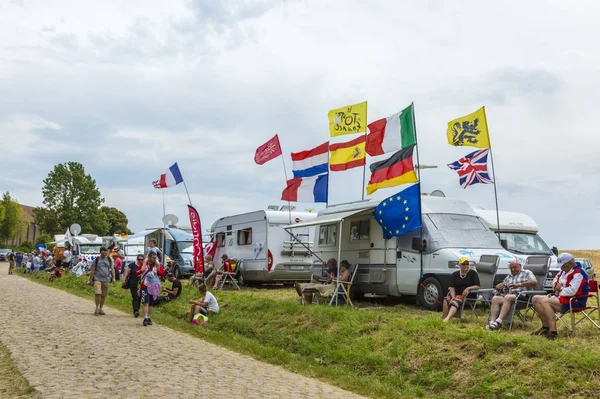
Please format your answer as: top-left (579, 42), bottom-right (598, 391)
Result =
top-left (459, 257), bottom-right (470, 265)
top-left (556, 253), bottom-right (574, 267)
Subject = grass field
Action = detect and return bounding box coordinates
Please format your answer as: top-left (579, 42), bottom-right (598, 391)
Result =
top-left (16, 252), bottom-right (600, 399)
top-left (0, 340), bottom-right (38, 398)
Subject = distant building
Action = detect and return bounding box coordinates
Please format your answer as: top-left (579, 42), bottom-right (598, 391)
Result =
top-left (7, 204), bottom-right (41, 246)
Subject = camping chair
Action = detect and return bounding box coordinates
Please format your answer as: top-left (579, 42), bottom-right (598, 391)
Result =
top-left (328, 264), bottom-right (359, 307)
top-left (459, 255), bottom-right (500, 320)
top-left (506, 255), bottom-right (550, 330)
top-left (555, 280), bottom-right (600, 333)
top-left (218, 259), bottom-right (240, 291)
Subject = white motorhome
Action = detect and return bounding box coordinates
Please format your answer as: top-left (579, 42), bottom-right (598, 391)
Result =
top-left (71, 234), bottom-right (104, 262)
top-left (210, 209), bottom-right (317, 284)
top-left (474, 209), bottom-right (558, 291)
top-left (286, 196), bottom-right (516, 310)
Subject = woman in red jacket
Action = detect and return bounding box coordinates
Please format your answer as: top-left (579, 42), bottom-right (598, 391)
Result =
top-left (136, 251), bottom-right (165, 326)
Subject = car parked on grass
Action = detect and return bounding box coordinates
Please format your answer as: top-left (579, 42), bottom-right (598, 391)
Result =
top-left (0, 249), bottom-right (13, 261)
top-left (575, 258), bottom-right (595, 279)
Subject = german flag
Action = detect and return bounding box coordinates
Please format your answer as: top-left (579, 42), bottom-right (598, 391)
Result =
top-left (329, 135), bottom-right (366, 172)
top-left (366, 145), bottom-right (418, 195)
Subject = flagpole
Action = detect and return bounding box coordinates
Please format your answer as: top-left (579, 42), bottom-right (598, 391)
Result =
top-left (280, 152), bottom-right (293, 226)
top-left (326, 143), bottom-right (330, 208)
top-left (411, 102), bottom-right (425, 279)
top-left (361, 105), bottom-right (368, 200)
top-left (161, 189), bottom-right (166, 223)
top-left (482, 106), bottom-right (502, 243)
top-left (182, 180), bottom-right (193, 206)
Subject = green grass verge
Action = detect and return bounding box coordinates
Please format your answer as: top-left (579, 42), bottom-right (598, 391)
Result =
top-left (0, 339), bottom-right (38, 398)
top-left (19, 270), bottom-right (600, 399)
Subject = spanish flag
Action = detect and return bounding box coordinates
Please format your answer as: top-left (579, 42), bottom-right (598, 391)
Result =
top-left (446, 107), bottom-right (490, 148)
top-left (366, 145), bottom-right (418, 195)
top-left (328, 101), bottom-right (368, 137)
top-left (329, 135), bottom-right (366, 172)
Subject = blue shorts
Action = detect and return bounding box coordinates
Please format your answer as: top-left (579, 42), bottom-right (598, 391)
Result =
top-left (562, 299), bottom-right (587, 313)
top-left (140, 288), bottom-right (155, 306)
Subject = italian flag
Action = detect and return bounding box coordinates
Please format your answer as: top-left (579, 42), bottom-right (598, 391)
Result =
top-left (366, 103), bottom-right (415, 156)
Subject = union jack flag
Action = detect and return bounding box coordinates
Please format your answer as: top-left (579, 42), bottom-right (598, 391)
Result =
top-left (447, 149), bottom-right (494, 189)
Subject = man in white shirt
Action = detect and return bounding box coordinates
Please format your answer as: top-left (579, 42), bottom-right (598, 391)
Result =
top-left (63, 247), bottom-right (73, 270)
top-left (188, 284), bottom-right (219, 323)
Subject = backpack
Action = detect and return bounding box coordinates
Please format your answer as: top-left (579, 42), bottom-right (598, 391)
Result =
top-left (92, 256), bottom-right (113, 273)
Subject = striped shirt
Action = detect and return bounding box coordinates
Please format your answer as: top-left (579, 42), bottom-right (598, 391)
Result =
top-left (502, 269), bottom-right (536, 293)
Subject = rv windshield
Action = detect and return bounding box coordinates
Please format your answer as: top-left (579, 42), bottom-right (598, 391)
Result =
top-left (499, 232), bottom-right (552, 255)
top-left (79, 245), bottom-right (102, 254)
top-left (178, 241), bottom-right (194, 254)
top-left (425, 214), bottom-right (503, 251)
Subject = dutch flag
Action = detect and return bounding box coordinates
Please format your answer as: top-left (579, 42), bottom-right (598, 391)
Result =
top-left (153, 162), bottom-right (184, 189)
top-left (291, 141), bottom-right (329, 178)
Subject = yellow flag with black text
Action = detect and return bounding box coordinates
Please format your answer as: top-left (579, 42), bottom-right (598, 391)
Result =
top-left (446, 107), bottom-right (490, 148)
top-left (328, 101), bottom-right (367, 137)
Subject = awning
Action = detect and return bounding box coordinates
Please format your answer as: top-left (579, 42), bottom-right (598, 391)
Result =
top-left (283, 208), bottom-right (372, 230)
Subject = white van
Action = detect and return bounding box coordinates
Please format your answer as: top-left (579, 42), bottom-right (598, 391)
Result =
top-left (474, 209), bottom-right (557, 291)
top-left (210, 209), bottom-right (317, 285)
top-left (286, 196), bottom-right (516, 310)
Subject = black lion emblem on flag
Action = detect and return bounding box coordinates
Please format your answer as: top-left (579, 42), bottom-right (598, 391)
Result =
top-left (451, 118), bottom-right (481, 146)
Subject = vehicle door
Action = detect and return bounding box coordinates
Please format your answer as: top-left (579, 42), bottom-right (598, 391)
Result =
top-left (396, 230), bottom-right (422, 295)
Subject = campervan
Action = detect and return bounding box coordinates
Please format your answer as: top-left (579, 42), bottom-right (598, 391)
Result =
top-left (118, 228), bottom-right (195, 278)
top-left (210, 210), bottom-right (317, 285)
top-left (474, 209), bottom-right (558, 291)
top-left (71, 234), bottom-right (104, 261)
top-left (286, 196), bottom-right (516, 310)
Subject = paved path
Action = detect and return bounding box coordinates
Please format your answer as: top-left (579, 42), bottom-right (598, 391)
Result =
top-left (0, 264), bottom-right (367, 399)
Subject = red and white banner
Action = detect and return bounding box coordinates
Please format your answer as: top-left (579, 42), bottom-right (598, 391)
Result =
top-left (187, 205), bottom-right (203, 273)
top-left (254, 134), bottom-right (282, 165)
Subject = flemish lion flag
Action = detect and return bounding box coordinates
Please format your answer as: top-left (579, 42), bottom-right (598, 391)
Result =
top-left (366, 145), bottom-right (418, 195)
top-left (446, 107), bottom-right (490, 148)
top-left (329, 135), bottom-right (366, 172)
top-left (328, 101), bottom-right (367, 137)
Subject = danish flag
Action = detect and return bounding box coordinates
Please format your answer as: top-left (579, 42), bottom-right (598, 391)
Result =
top-left (447, 149), bottom-right (494, 189)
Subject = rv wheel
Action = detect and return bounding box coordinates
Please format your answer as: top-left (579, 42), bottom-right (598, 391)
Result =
top-left (237, 273), bottom-right (245, 287)
top-left (174, 267), bottom-right (181, 280)
top-left (420, 277), bottom-right (443, 311)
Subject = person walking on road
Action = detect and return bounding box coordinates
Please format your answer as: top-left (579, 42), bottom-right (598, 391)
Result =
top-left (8, 252), bottom-right (15, 275)
top-left (87, 247), bottom-right (115, 316)
top-left (136, 251), bottom-right (165, 326)
top-left (122, 254), bottom-right (144, 317)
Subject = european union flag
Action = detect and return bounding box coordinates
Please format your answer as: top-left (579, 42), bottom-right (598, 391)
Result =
top-left (375, 183), bottom-right (421, 239)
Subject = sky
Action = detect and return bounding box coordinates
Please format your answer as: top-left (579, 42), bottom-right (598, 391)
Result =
top-left (0, 0), bottom-right (598, 249)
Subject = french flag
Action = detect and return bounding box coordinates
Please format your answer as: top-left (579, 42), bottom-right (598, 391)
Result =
top-left (153, 162), bottom-right (184, 189)
top-left (291, 142), bottom-right (329, 178)
top-left (281, 174), bottom-right (328, 203)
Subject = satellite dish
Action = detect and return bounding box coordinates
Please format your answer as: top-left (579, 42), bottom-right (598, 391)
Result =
top-left (162, 214), bottom-right (179, 226)
top-left (430, 190), bottom-right (446, 198)
top-left (70, 223), bottom-right (81, 235)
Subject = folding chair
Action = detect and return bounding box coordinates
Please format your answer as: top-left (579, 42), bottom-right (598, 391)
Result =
top-left (460, 255), bottom-right (500, 320)
top-left (556, 280), bottom-right (600, 333)
top-left (218, 259), bottom-right (241, 291)
top-left (328, 264), bottom-right (359, 306)
top-left (506, 255), bottom-right (550, 330)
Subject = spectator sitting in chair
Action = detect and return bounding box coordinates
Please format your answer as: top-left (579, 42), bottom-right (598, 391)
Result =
top-left (188, 284), bottom-right (220, 322)
top-left (442, 258), bottom-right (481, 322)
top-left (485, 260), bottom-right (537, 330)
top-left (295, 260), bottom-right (351, 303)
top-left (154, 273), bottom-right (182, 307)
top-left (310, 258), bottom-right (338, 283)
top-left (211, 254), bottom-right (232, 290)
top-left (531, 253), bottom-right (589, 340)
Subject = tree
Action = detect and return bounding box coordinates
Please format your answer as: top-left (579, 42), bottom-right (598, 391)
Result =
top-left (35, 162), bottom-right (109, 235)
top-left (101, 206), bottom-right (132, 235)
top-left (0, 192), bottom-right (22, 242)
top-left (36, 233), bottom-right (54, 245)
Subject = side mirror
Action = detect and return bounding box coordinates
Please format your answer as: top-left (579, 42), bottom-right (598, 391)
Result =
top-left (412, 237), bottom-right (426, 251)
top-left (500, 239), bottom-right (508, 250)
top-left (552, 246), bottom-right (558, 256)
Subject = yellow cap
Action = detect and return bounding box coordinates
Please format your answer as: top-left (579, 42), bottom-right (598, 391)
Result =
top-left (459, 257), bottom-right (470, 265)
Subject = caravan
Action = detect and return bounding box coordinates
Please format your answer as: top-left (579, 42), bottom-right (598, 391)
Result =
top-left (286, 196), bottom-right (516, 310)
top-left (474, 209), bottom-right (558, 291)
top-left (210, 209), bottom-right (317, 285)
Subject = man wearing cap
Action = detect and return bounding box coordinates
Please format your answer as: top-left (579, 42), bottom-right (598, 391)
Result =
top-left (531, 253), bottom-right (589, 339)
top-left (442, 257), bottom-right (480, 322)
top-left (486, 260), bottom-right (537, 330)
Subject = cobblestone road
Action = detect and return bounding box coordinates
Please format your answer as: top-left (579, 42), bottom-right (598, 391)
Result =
top-left (0, 264), bottom-right (367, 399)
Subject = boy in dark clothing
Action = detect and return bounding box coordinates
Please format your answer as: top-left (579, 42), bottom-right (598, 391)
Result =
top-left (154, 273), bottom-right (182, 307)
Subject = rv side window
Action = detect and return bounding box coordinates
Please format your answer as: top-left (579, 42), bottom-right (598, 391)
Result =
top-left (237, 228), bottom-right (252, 245)
top-left (226, 225), bottom-right (232, 236)
top-left (318, 224), bottom-right (336, 246)
top-left (216, 233), bottom-right (225, 247)
top-left (350, 220), bottom-right (370, 241)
